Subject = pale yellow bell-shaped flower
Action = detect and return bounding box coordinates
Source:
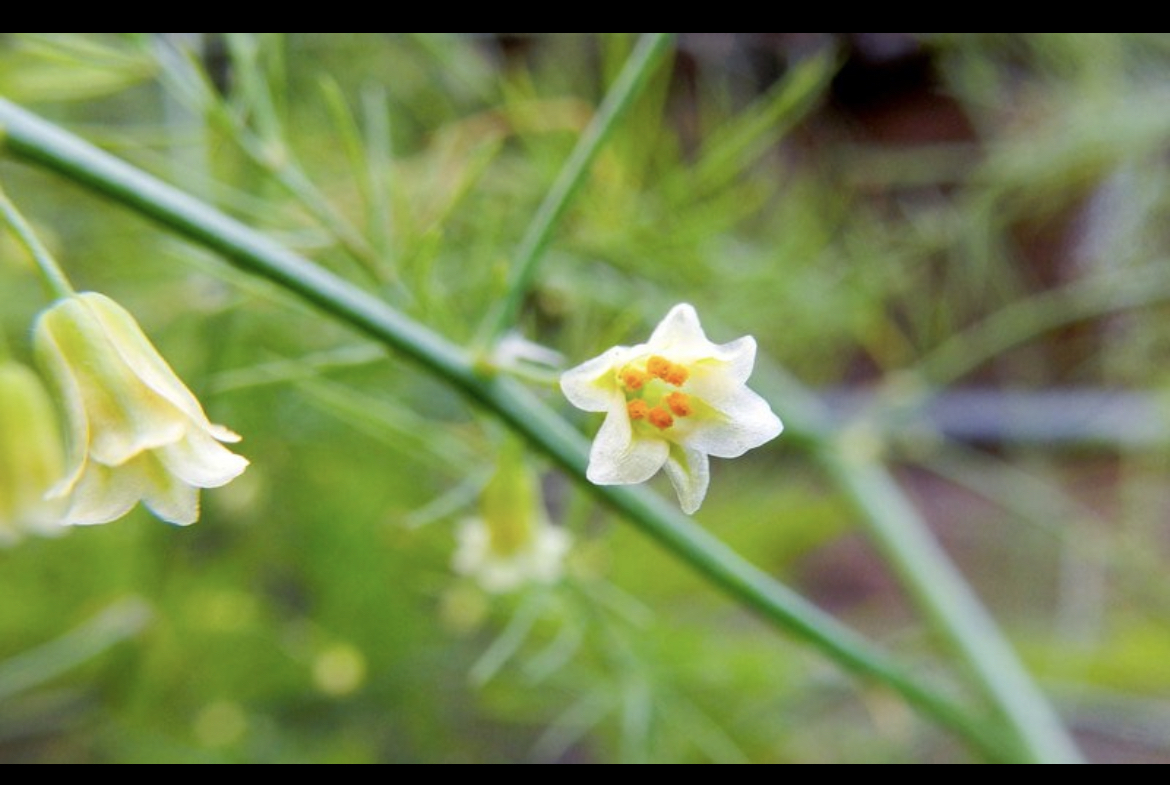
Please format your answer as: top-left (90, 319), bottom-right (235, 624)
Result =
top-left (561, 303), bottom-right (783, 514)
top-left (34, 292), bottom-right (248, 527)
top-left (452, 441), bottom-right (570, 593)
top-left (0, 361), bottom-right (67, 543)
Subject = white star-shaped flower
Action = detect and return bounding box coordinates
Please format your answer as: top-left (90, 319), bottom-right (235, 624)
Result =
top-left (561, 304), bottom-right (782, 514)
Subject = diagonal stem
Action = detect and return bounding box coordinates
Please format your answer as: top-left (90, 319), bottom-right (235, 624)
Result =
top-left (821, 447), bottom-right (1084, 764)
top-left (0, 598), bottom-right (152, 702)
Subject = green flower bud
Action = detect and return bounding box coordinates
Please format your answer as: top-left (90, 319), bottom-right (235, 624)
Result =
top-left (0, 361), bottom-right (66, 544)
top-left (452, 440), bottom-right (570, 593)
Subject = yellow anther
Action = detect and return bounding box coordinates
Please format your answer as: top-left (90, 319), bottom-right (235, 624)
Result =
top-left (665, 365), bottom-right (689, 387)
top-left (621, 368), bottom-right (648, 391)
top-left (647, 407), bottom-right (674, 430)
top-left (646, 356), bottom-right (673, 380)
top-left (666, 392), bottom-right (693, 418)
top-left (627, 399), bottom-right (650, 421)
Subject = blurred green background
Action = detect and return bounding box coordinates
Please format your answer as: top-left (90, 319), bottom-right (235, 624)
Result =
top-left (0, 33), bottom-right (1168, 763)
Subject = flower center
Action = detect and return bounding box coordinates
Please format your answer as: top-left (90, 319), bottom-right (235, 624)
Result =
top-left (619, 355), bottom-right (694, 431)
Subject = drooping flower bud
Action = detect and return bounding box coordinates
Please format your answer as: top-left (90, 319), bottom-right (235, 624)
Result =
top-left (452, 440), bottom-right (570, 593)
top-left (34, 292), bottom-right (248, 526)
top-left (0, 361), bottom-right (66, 544)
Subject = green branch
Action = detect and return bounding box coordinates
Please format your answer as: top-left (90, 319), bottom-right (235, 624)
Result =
top-left (0, 95), bottom-right (1017, 762)
top-left (748, 357), bottom-right (1083, 764)
top-left (820, 447), bottom-right (1083, 764)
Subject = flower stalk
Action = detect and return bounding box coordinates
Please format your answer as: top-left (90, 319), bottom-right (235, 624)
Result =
top-left (0, 179), bottom-right (74, 299)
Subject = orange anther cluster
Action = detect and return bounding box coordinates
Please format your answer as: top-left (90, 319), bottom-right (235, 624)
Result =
top-left (666, 392), bottom-right (693, 418)
top-left (647, 356), bottom-right (689, 387)
top-left (646, 356), bottom-right (672, 378)
top-left (627, 399), bottom-right (650, 420)
top-left (647, 407), bottom-right (674, 431)
top-left (664, 365), bottom-right (689, 386)
top-left (621, 368), bottom-right (648, 391)
top-left (623, 358), bottom-right (695, 432)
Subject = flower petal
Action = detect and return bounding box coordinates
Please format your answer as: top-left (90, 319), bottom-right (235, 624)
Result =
top-left (663, 444), bottom-right (710, 515)
top-left (560, 346), bottom-right (629, 412)
top-left (36, 298), bottom-right (189, 466)
top-left (63, 459), bottom-right (145, 526)
top-left (85, 293), bottom-right (243, 446)
top-left (452, 517), bottom-right (489, 566)
top-left (647, 303), bottom-right (712, 357)
top-left (157, 429), bottom-right (250, 489)
top-left (586, 397), bottom-right (670, 486)
top-left (79, 293), bottom-right (218, 430)
top-left (702, 335), bottom-right (758, 386)
top-left (683, 386), bottom-right (784, 459)
top-left (529, 526), bottom-right (572, 583)
top-left (139, 454), bottom-right (201, 526)
top-left (454, 517), bottom-right (571, 593)
top-left (0, 363), bottom-right (67, 539)
top-left (34, 314), bottom-right (94, 494)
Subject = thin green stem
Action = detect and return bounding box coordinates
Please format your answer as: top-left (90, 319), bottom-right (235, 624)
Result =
top-left (155, 34), bottom-right (384, 285)
top-left (917, 265), bottom-right (1170, 388)
top-left (0, 95), bottom-right (1014, 762)
top-left (476, 33), bottom-right (676, 348)
top-left (0, 179), bottom-right (74, 299)
top-left (360, 85), bottom-right (394, 263)
top-left (0, 598), bottom-right (152, 702)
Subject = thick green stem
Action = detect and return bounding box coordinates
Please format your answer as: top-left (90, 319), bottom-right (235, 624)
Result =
top-left (820, 446), bottom-right (1083, 763)
top-left (0, 179), bottom-right (74, 299)
top-left (476, 33), bottom-right (676, 347)
top-left (0, 96), bottom-right (1017, 762)
top-left (749, 359), bottom-right (1083, 763)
